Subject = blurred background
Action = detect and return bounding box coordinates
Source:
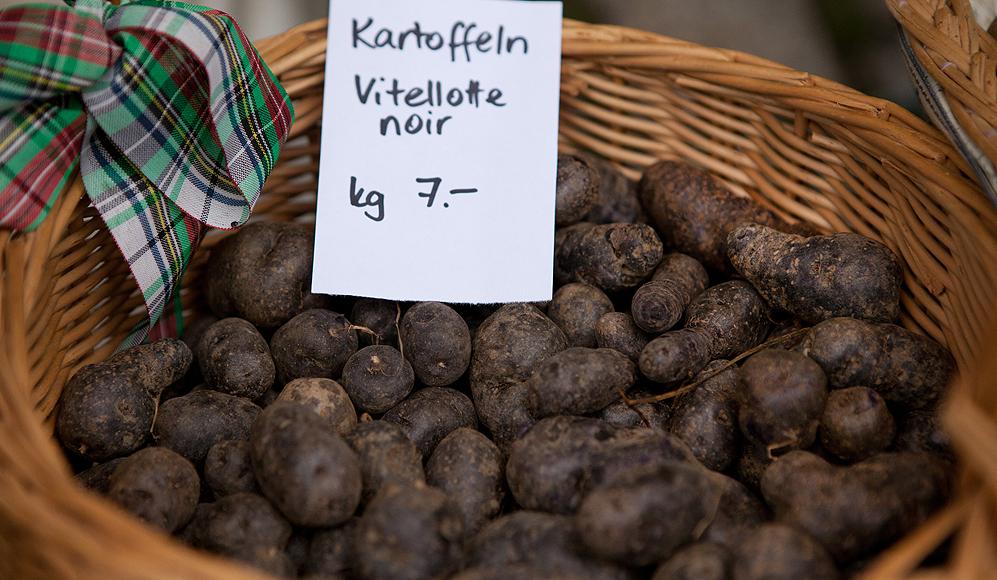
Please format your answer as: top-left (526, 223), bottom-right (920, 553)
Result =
top-left (0, 0), bottom-right (920, 113)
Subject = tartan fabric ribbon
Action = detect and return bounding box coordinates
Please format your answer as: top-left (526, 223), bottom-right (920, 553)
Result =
top-left (0, 0), bottom-right (294, 347)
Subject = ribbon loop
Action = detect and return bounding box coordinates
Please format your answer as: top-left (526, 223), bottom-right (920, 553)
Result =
top-left (0, 0), bottom-right (294, 347)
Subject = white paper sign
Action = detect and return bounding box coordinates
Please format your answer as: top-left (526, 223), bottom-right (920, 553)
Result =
top-left (312, 0), bottom-right (563, 302)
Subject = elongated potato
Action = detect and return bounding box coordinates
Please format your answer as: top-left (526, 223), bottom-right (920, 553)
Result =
top-left (399, 302), bottom-right (472, 387)
top-left (638, 161), bottom-right (807, 273)
top-left (466, 511), bottom-right (631, 580)
top-left (381, 387), bottom-right (477, 457)
top-left (270, 309), bottom-right (357, 383)
top-left (799, 317), bottom-right (955, 409)
top-left (107, 447), bottom-right (199, 533)
top-left (205, 222), bottom-right (314, 329)
top-left (527, 347), bottom-right (636, 417)
top-left (631, 253), bottom-right (709, 334)
top-left (731, 523), bottom-right (839, 580)
top-left (727, 223), bottom-right (902, 324)
top-left (640, 281), bottom-right (769, 384)
top-left (154, 389), bottom-right (261, 465)
top-left (426, 428), bottom-right (504, 535)
top-left (761, 450), bottom-right (950, 561)
top-left (58, 339), bottom-right (192, 462)
top-left (576, 464), bottom-right (721, 565)
top-left (700, 471), bottom-right (767, 549)
top-left (345, 421), bottom-right (425, 504)
top-left (506, 416), bottom-right (695, 514)
top-left (819, 387), bottom-right (895, 462)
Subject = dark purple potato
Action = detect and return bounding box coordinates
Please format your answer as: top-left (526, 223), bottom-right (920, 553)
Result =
top-left (196, 318), bottom-right (275, 400)
top-left (354, 483), bottom-right (463, 580)
top-left (799, 317), bottom-right (955, 409)
top-left (204, 440), bottom-right (259, 496)
top-left (555, 154), bottom-right (600, 226)
top-left (527, 347), bottom-right (636, 417)
top-left (735, 442), bottom-right (772, 492)
top-left (640, 280), bottom-right (769, 384)
top-left (596, 391), bottom-right (670, 430)
top-left (426, 428), bottom-right (504, 535)
top-left (181, 314), bottom-right (218, 359)
top-left (576, 464), bottom-right (721, 565)
top-left (301, 291), bottom-right (338, 312)
top-left (738, 349), bottom-right (828, 453)
top-left (305, 518), bottom-right (358, 578)
top-left (594, 312), bottom-right (649, 362)
top-left (205, 234), bottom-right (240, 318)
top-left (631, 253), bottom-right (709, 334)
top-left (761, 450), bottom-right (950, 561)
top-left (153, 389), bottom-right (261, 465)
top-left (57, 339), bottom-right (192, 462)
top-left (506, 416), bottom-right (696, 514)
top-left (554, 222), bottom-right (664, 292)
top-left (381, 387), bottom-right (477, 457)
top-left (185, 492), bottom-right (293, 574)
top-left (351, 298), bottom-right (400, 347)
top-left (470, 303), bottom-right (568, 446)
top-left (340, 345), bottom-right (414, 414)
top-left (107, 447), bottom-right (199, 533)
top-left (652, 542), bottom-right (732, 580)
top-left (547, 283), bottom-right (614, 347)
top-left (700, 471), bottom-right (768, 549)
top-left (345, 421), bottom-right (426, 504)
top-left (276, 377), bottom-right (356, 435)
top-left (580, 153), bottom-right (645, 225)
top-left (466, 511), bottom-right (631, 580)
top-left (894, 409), bottom-right (952, 456)
top-left (74, 457), bottom-right (126, 494)
top-left (270, 309), bottom-right (358, 383)
top-left (819, 387), bottom-right (895, 462)
top-left (250, 402), bottom-right (362, 527)
top-left (727, 223), bottom-right (902, 324)
top-left (285, 528), bottom-right (311, 576)
top-left (399, 302), bottom-right (472, 387)
top-left (205, 222), bottom-right (314, 329)
top-left (731, 523), bottom-right (839, 580)
top-left (638, 160), bottom-right (807, 274)
top-left (669, 361), bottom-right (739, 471)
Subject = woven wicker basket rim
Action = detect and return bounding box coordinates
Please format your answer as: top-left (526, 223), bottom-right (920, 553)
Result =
top-left (0, 16), bottom-right (994, 580)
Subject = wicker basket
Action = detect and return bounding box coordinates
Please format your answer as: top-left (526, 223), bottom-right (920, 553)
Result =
top-left (1, 17), bottom-right (995, 579)
top-left (886, 0), bottom-right (997, 207)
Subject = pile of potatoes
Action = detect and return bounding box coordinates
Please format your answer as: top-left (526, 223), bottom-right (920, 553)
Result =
top-left (58, 155), bottom-right (957, 579)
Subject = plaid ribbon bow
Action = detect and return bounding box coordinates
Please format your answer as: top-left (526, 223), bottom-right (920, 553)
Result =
top-left (0, 0), bottom-right (294, 347)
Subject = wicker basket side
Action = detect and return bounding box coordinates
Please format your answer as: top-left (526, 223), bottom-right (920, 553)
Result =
top-left (886, 0), bottom-right (997, 205)
top-left (0, 17), bottom-right (995, 580)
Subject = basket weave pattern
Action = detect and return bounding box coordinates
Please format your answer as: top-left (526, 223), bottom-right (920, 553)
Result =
top-left (887, 0), bottom-right (997, 196)
top-left (0, 18), bottom-right (995, 579)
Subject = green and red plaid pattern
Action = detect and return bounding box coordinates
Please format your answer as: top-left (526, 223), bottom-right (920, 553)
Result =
top-left (0, 0), bottom-right (293, 347)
